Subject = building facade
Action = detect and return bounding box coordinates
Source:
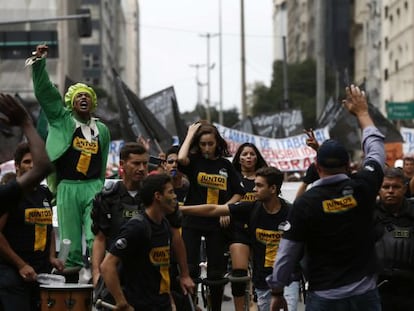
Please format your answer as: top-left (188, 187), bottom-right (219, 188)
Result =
top-left (381, 0), bottom-right (414, 108)
top-left (0, 0), bottom-right (140, 101)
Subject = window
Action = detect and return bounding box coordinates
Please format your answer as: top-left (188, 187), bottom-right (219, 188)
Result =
top-left (0, 31), bottom-right (58, 59)
top-left (395, 60), bottom-right (399, 72)
top-left (385, 6), bottom-right (388, 18)
top-left (384, 69), bottom-right (388, 80)
top-left (384, 37), bottom-right (388, 50)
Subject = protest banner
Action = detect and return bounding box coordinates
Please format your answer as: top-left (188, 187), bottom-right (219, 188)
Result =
top-left (215, 123), bottom-right (330, 172)
top-left (401, 127), bottom-right (414, 154)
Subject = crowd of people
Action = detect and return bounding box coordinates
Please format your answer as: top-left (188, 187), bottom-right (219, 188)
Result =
top-left (0, 44), bottom-right (413, 311)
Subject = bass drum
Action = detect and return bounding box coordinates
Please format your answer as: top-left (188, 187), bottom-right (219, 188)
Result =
top-left (39, 283), bottom-right (93, 311)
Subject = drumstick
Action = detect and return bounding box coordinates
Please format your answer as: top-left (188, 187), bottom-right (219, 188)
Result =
top-left (95, 299), bottom-right (116, 310)
top-left (187, 294), bottom-right (196, 311)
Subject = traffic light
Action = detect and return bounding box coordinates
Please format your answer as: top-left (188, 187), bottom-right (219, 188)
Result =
top-left (76, 8), bottom-right (92, 38)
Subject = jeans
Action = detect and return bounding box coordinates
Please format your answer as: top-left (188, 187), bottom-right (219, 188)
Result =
top-left (377, 277), bottom-right (414, 311)
top-left (255, 281), bottom-right (300, 311)
top-left (305, 288), bottom-right (381, 311)
top-left (0, 263), bottom-right (37, 311)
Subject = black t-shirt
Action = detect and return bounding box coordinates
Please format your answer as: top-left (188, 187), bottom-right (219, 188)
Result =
top-left (109, 214), bottom-right (171, 309)
top-left (0, 180), bottom-right (22, 214)
top-left (284, 160), bottom-right (384, 291)
top-left (92, 181), bottom-right (182, 249)
top-left (240, 177), bottom-right (256, 202)
top-left (3, 185), bottom-right (53, 272)
top-left (179, 155), bottom-right (245, 230)
top-left (55, 127), bottom-right (102, 181)
top-left (229, 199), bottom-right (290, 289)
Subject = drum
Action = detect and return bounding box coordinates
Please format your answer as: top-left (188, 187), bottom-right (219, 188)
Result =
top-left (39, 283), bottom-right (93, 311)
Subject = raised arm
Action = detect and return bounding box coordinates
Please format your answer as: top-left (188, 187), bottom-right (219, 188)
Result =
top-left (342, 85), bottom-right (373, 130)
top-left (177, 122), bottom-right (201, 166)
top-left (342, 84), bottom-right (385, 167)
top-left (29, 45), bottom-right (65, 122)
top-left (0, 94), bottom-right (52, 191)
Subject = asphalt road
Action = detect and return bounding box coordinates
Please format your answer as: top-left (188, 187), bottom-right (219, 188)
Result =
top-left (194, 281), bottom-right (306, 311)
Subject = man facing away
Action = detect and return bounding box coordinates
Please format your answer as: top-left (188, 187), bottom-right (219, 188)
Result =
top-left (267, 85), bottom-right (385, 311)
top-left (101, 174), bottom-right (184, 311)
top-left (28, 45), bottom-right (111, 272)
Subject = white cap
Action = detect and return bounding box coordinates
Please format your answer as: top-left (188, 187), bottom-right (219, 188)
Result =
top-left (394, 159), bottom-right (403, 168)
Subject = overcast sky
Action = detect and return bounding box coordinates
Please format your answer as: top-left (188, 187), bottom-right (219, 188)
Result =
top-left (139, 0), bottom-right (274, 114)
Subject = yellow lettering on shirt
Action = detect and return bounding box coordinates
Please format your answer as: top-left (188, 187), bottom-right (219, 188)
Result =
top-left (241, 192), bottom-right (256, 202)
top-left (25, 208), bottom-right (53, 225)
top-left (256, 228), bottom-right (283, 267)
top-left (73, 137), bottom-right (99, 154)
top-left (197, 173), bottom-right (227, 191)
top-left (76, 151), bottom-right (91, 175)
top-left (25, 208), bottom-right (52, 252)
top-left (322, 195), bottom-right (357, 213)
top-left (73, 136), bottom-right (99, 175)
top-left (197, 173), bottom-right (227, 204)
top-left (149, 246), bottom-right (170, 294)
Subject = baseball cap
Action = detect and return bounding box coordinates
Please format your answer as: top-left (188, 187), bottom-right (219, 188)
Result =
top-left (317, 139), bottom-right (349, 168)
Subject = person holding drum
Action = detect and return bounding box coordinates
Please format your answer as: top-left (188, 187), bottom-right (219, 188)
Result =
top-left (101, 174), bottom-right (191, 311)
top-left (0, 142), bottom-right (63, 311)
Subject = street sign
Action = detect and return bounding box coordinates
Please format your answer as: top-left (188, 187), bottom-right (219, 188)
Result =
top-left (386, 101), bottom-right (414, 120)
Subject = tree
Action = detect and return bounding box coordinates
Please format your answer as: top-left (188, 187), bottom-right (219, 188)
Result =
top-left (251, 59), bottom-right (335, 129)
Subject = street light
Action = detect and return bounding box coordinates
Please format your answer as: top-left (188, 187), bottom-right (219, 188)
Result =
top-left (240, 0), bottom-right (247, 118)
top-left (200, 33), bottom-right (218, 123)
top-left (218, 0), bottom-right (224, 125)
top-left (189, 63), bottom-right (206, 108)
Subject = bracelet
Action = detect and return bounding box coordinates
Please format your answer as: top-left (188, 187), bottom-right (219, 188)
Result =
top-left (271, 290), bottom-right (284, 297)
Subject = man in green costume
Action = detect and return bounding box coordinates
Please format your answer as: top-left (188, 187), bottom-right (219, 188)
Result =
top-left (27, 45), bottom-right (110, 272)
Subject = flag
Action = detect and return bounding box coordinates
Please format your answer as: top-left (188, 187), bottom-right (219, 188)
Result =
top-left (318, 97), bottom-right (403, 151)
top-left (113, 70), bottom-right (172, 154)
top-left (142, 87), bottom-right (187, 144)
top-left (233, 109), bottom-right (303, 138)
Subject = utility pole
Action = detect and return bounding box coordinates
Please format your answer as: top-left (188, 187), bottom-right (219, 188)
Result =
top-left (218, 0), bottom-right (224, 125)
top-left (189, 64), bottom-right (206, 108)
top-left (200, 33), bottom-right (218, 123)
top-left (240, 0), bottom-right (247, 118)
top-left (282, 35), bottom-right (289, 109)
top-left (315, 0), bottom-right (326, 119)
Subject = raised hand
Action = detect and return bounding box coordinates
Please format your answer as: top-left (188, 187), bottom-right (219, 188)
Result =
top-left (342, 84), bottom-right (368, 117)
top-left (304, 128), bottom-right (319, 151)
top-left (0, 93), bottom-right (31, 126)
top-left (35, 44), bottom-right (48, 58)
